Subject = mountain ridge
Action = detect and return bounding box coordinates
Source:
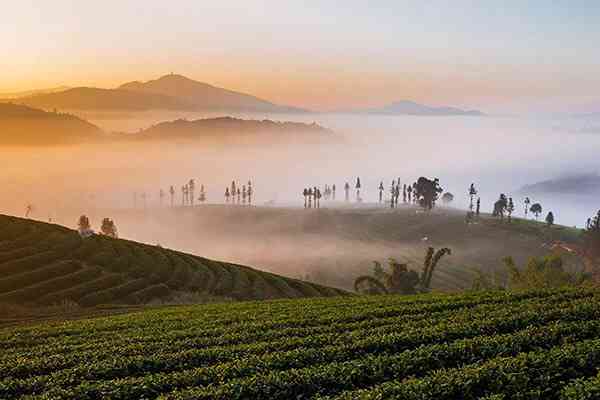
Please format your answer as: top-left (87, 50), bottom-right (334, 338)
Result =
top-left (346, 100), bottom-right (485, 116)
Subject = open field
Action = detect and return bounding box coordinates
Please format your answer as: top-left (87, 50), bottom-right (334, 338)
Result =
top-left (0, 214), bottom-right (346, 315)
top-left (1, 288), bottom-right (600, 399)
top-left (62, 204), bottom-right (585, 292)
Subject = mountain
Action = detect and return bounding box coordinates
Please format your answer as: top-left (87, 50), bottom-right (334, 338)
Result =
top-left (18, 87), bottom-right (191, 111)
top-left (0, 86), bottom-right (70, 99)
top-left (0, 103), bottom-right (103, 145)
top-left (350, 100), bottom-right (484, 116)
top-left (135, 116), bottom-right (332, 142)
top-left (119, 74), bottom-right (307, 113)
top-left (15, 74), bottom-right (307, 113)
top-left (519, 174), bottom-right (600, 196)
top-left (0, 214), bottom-right (346, 308)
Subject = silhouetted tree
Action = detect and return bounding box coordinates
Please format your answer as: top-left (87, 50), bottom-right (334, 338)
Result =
top-left (25, 204), bottom-right (33, 218)
top-left (100, 218), bottom-right (118, 238)
top-left (355, 177), bottom-right (361, 202)
top-left (546, 211), bottom-right (554, 226)
top-left (507, 197), bottom-right (515, 222)
top-left (332, 184), bottom-right (336, 201)
top-left (378, 182), bottom-right (384, 203)
top-left (316, 188), bottom-right (322, 208)
top-left (476, 197), bottom-right (481, 216)
top-left (390, 180), bottom-right (396, 208)
top-left (303, 188), bottom-right (308, 208)
top-left (198, 185), bottom-right (206, 203)
top-left (493, 194), bottom-right (508, 219)
top-left (231, 181), bottom-right (237, 204)
top-left (169, 186), bottom-right (175, 207)
top-left (78, 215), bottom-right (94, 237)
top-left (344, 182), bottom-right (350, 202)
top-left (181, 186), bottom-right (186, 206)
top-left (159, 189), bottom-right (165, 206)
top-left (403, 184), bottom-right (407, 203)
top-left (394, 185), bottom-right (400, 208)
top-left (468, 183), bottom-right (478, 212)
top-left (407, 185), bottom-right (412, 203)
top-left (414, 177), bottom-right (443, 210)
top-left (189, 179), bottom-right (195, 206)
top-left (225, 187), bottom-right (230, 203)
top-left (242, 185), bottom-right (247, 204)
top-left (247, 181), bottom-right (253, 205)
top-left (530, 203), bottom-right (543, 220)
top-left (442, 192), bottom-right (454, 205)
top-left (237, 188), bottom-right (241, 203)
top-left (524, 197), bottom-right (531, 218)
top-left (308, 188), bottom-right (313, 208)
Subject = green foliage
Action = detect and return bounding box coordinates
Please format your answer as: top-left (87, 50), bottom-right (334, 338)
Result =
top-left (355, 247), bottom-right (451, 294)
top-left (1, 288), bottom-right (600, 398)
top-left (504, 254), bottom-right (590, 290)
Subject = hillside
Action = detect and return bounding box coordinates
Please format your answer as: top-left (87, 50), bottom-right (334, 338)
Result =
top-left (519, 173), bottom-right (600, 196)
top-left (65, 205), bottom-right (585, 293)
top-left (0, 103), bottom-right (103, 145)
top-left (120, 74), bottom-right (307, 113)
top-left (0, 214), bottom-right (345, 309)
top-left (14, 74), bottom-right (306, 113)
top-left (136, 116), bottom-right (332, 142)
top-left (18, 87), bottom-right (191, 111)
top-left (1, 288), bottom-right (600, 398)
top-left (349, 100), bottom-right (484, 116)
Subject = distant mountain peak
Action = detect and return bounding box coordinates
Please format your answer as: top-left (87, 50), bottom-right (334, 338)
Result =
top-left (347, 99), bottom-right (484, 116)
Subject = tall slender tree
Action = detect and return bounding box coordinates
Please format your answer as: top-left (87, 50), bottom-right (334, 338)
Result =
top-left (225, 187), bottom-right (230, 203)
top-left (507, 197), bottom-right (515, 222)
top-left (303, 188), bottom-right (308, 208)
top-left (468, 183), bottom-right (478, 212)
top-left (344, 182), bottom-right (350, 202)
top-left (378, 181), bottom-right (384, 203)
top-left (169, 186), bottom-right (175, 207)
top-left (247, 181), bottom-right (253, 205)
top-left (355, 177), bottom-right (361, 202)
top-left (524, 197), bottom-right (531, 218)
top-left (332, 184), bottom-right (336, 201)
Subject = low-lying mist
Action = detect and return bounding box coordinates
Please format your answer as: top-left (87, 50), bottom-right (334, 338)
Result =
top-left (0, 112), bottom-right (598, 289)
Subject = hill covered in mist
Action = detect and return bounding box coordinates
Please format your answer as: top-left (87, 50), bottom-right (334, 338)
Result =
top-left (0, 103), bottom-right (103, 145)
top-left (135, 116), bottom-right (332, 142)
top-left (519, 174), bottom-right (600, 196)
top-left (13, 74), bottom-right (306, 114)
top-left (348, 100), bottom-right (484, 116)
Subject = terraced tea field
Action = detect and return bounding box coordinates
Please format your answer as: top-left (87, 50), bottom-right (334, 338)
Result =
top-left (1, 288), bottom-right (600, 399)
top-left (0, 214), bottom-right (345, 308)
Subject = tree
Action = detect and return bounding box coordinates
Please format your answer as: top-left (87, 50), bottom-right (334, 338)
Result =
top-left (378, 182), bottom-right (384, 203)
top-left (506, 197), bottom-right (515, 222)
top-left (332, 184), bottom-right (336, 201)
top-left (390, 180), bottom-right (396, 208)
top-left (504, 254), bottom-right (589, 290)
top-left (169, 186), bottom-right (175, 207)
top-left (355, 177), bottom-right (361, 202)
top-left (414, 177), bottom-right (443, 210)
top-left (308, 188), bottom-right (313, 208)
top-left (247, 181), bottom-right (253, 205)
top-left (441, 192), bottom-right (454, 205)
top-left (344, 182), bottom-right (350, 202)
top-left (468, 183), bottom-right (478, 212)
top-left (159, 189), bottom-right (165, 206)
top-left (198, 185), bottom-right (206, 203)
top-left (530, 203), bottom-right (543, 220)
top-left (303, 188), bottom-right (308, 208)
top-left (77, 215), bottom-right (94, 237)
top-left (493, 194), bottom-right (508, 219)
top-left (546, 211), bottom-right (554, 226)
top-left (231, 181), bottom-right (237, 204)
top-left (354, 247), bottom-right (451, 294)
top-left (584, 210), bottom-right (600, 261)
top-left (476, 197), bottom-right (481, 217)
top-left (225, 187), bottom-right (230, 203)
top-left (188, 179), bottom-right (195, 206)
top-left (100, 218), bottom-right (118, 238)
top-left (524, 197), bottom-right (531, 218)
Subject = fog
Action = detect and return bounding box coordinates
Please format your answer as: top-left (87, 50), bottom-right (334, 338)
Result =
top-left (0, 112), bottom-right (598, 289)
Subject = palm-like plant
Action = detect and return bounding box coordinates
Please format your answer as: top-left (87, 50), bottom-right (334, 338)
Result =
top-left (354, 247), bottom-right (451, 294)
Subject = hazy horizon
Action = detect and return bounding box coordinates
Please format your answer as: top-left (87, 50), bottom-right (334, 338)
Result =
top-left (3, 1), bottom-right (600, 114)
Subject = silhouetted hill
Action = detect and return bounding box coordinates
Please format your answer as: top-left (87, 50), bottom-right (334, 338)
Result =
top-left (0, 86), bottom-right (70, 99)
top-left (0, 103), bottom-right (103, 145)
top-left (350, 100), bottom-right (484, 116)
top-left (19, 87), bottom-right (191, 111)
top-left (120, 74), bottom-right (307, 113)
top-left (519, 174), bottom-right (600, 196)
top-left (14, 74), bottom-right (307, 113)
top-left (135, 116), bottom-right (332, 142)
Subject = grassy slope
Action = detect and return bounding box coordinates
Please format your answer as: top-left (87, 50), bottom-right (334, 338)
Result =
top-left (0, 214), bottom-right (346, 309)
top-left (1, 288), bottom-right (599, 398)
top-left (79, 205), bottom-right (585, 292)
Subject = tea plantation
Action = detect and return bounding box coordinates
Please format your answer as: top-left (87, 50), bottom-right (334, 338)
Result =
top-left (2, 288), bottom-right (600, 399)
top-left (0, 214), bottom-right (345, 307)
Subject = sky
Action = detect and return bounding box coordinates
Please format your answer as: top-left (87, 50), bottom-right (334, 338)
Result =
top-left (2, 0), bottom-right (600, 113)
